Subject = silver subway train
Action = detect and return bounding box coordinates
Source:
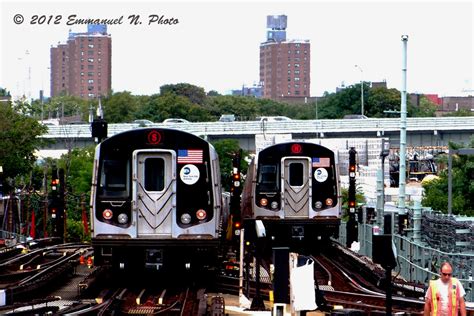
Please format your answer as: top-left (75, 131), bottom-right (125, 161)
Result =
top-left (241, 141), bottom-right (341, 248)
top-left (90, 128), bottom-right (227, 271)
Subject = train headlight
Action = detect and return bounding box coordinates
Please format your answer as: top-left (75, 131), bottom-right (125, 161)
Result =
top-left (196, 209), bottom-right (207, 220)
top-left (181, 213), bottom-right (192, 224)
top-left (117, 213), bottom-right (128, 224)
top-left (260, 198), bottom-right (268, 207)
top-left (314, 201), bottom-right (323, 209)
top-left (103, 209), bottom-right (113, 220)
top-left (271, 201), bottom-right (279, 209)
top-left (325, 198), bottom-right (333, 206)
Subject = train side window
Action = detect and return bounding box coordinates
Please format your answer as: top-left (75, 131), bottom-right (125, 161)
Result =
top-left (258, 164), bottom-right (279, 191)
top-left (100, 159), bottom-right (129, 196)
top-left (289, 163), bottom-right (303, 186)
top-left (144, 158), bottom-right (165, 191)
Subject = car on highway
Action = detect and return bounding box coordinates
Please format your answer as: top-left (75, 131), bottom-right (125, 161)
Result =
top-left (256, 116), bottom-right (292, 122)
top-left (163, 118), bottom-right (190, 124)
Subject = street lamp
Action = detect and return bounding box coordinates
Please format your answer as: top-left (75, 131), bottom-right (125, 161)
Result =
top-left (354, 65), bottom-right (364, 116)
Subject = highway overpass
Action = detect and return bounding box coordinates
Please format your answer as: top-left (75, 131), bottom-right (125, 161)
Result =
top-left (38, 117), bottom-right (474, 157)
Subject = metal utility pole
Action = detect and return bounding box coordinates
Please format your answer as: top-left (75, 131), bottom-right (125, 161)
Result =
top-left (355, 65), bottom-right (364, 116)
top-left (398, 35), bottom-right (408, 214)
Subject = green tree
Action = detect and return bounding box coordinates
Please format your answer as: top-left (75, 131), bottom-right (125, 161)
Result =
top-left (56, 146), bottom-right (95, 241)
top-left (160, 83), bottom-right (207, 105)
top-left (139, 93), bottom-right (212, 122)
top-left (409, 95), bottom-right (437, 117)
top-left (0, 103), bottom-right (47, 191)
top-left (47, 95), bottom-right (90, 121)
top-left (102, 91), bottom-right (139, 123)
top-left (366, 87), bottom-right (401, 117)
top-left (212, 139), bottom-right (248, 191)
top-left (422, 139), bottom-right (474, 216)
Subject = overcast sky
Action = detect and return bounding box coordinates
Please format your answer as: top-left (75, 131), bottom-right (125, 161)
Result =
top-left (1, 0), bottom-right (472, 100)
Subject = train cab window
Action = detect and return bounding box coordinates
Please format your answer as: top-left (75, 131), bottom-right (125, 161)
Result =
top-left (144, 158), bottom-right (165, 191)
top-left (258, 164), bottom-right (279, 191)
top-left (100, 159), bottom-right (129, 197)
top-left (289, 163), bottom-right (304, 186)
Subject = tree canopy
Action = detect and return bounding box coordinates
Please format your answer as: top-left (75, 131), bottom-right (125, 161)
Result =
top-left (0, 101), bottom-right (47, 191)
top-left (422, 138), bottom-right (474, 216)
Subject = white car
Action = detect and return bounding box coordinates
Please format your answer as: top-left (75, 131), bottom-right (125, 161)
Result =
top-left (163, 118), bottom-right (190, 124)
top-left (256, 116), bottom-right (292, 122)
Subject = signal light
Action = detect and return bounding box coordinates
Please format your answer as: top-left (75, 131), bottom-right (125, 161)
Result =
top-left (51, 178), bottom-right (59, 190)
top-left (234, 221), bottom-right (241, 229)
top-left (196, 209), bottom-right (207, 220)
top-left (349, 201), bottom-right (355, 207)
top-left (103, 209), bottom-right (113, 220)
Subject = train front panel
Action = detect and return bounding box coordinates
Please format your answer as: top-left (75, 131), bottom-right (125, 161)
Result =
top-left (242, 141), bottom-right (341, 246)
top-left (90, 128), bottom-right (223, 270)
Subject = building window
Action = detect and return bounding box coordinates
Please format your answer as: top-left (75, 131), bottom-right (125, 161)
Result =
top-left (295, 70), bottom-right (300, 74)
top-left (88, 44), bottom-right (94, 48)
top-left (88, 93), bottom-right (95, 98)
top-left (88, 37), bottom-right (93, 42)
top-left (295, 84), bottom-right (300, 88)
top-left (88, 79), bottom-right (94, 84)
top-left (98, 72), bottom-right (101, 76)
top-left (295, 77), bottom-right (300, 81)
top-left (80, 72), bottom-right (84, 76)
top-left (296, 50), bottom-right (300, 54)
top-left (288, 70), bottom-right (291, 74)
top-left (81, 51), bottom-right (84, 56)
top-left (98, 51), bottom-right (101, 55)
top-left (288, 63), bottom-right (291, 67)
top-left (88, 58), bottom-right (94, 63)
top-left (88, 50), bottom-right (94, 55)
top-left (88, 72), bottom-right (93, 76)
top-left (88, 65), bottom-right (94, 70)
top-left (288, 77), bottom-right (291, 82)
top-left (295, 91), bottom-right (300, 95)
top-left (295, 43), bottom-right (301, 47)
top-left (81, 65), bottom-right (84, 70)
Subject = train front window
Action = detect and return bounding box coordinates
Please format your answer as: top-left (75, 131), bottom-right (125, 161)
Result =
top-left (144, 158), bottom-right (165, 191)
top-left (258, 164), bottom-right (279, 191)
top-left (100, 159), bottom-right (129, 197)
top-left (289, 162), bottom-right (304, 186)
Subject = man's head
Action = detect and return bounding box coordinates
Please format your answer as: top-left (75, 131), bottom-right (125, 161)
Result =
top-left (440, 262), bottom-right (453, 284)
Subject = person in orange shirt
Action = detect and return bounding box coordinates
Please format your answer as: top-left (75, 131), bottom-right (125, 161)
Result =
top-left (424, 262), bottom-right (466, 316)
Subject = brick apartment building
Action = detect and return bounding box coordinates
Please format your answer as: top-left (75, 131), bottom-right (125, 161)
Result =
top-left (51, 25), bottom-right (111, 99)
top-left (259, 15), bottom-right (311, 101)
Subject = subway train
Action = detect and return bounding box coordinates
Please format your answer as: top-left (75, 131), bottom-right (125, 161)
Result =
top-left (241, 141), bottom-right (341, 249)
top-left (90, 128), bottom-right (227, 272)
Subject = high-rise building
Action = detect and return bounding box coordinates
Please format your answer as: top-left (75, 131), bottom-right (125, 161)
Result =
top-left (259, 15), bottom-right (310, 101)
top-left (50, 25), bottom-right (111, 99)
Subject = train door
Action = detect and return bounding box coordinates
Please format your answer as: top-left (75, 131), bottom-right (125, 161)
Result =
top-left (134, 150), bottom-right (176, 237)
top-left (281, 158), bottom-right (311, 218)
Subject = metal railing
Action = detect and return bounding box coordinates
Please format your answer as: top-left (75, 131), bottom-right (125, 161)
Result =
top-left (42, 117), bottom-right (474, 139)
top-left (338, 220), bottom-right (474, 302)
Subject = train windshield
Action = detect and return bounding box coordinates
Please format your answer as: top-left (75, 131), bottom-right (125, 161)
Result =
top-left (99, 159), bottom-right (130, 197)
top-left (144, 158), bottom-right (165, 191)
top-left (289, 162), bottom-right (304, 186)
top-left (257, 164), bottom-right (279, 191)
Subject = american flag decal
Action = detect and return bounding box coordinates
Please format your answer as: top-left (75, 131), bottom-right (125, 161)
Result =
top-left (312, 157), bottom-right (330, 168)
top-left (177, 149), bottom-right (203, 164)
